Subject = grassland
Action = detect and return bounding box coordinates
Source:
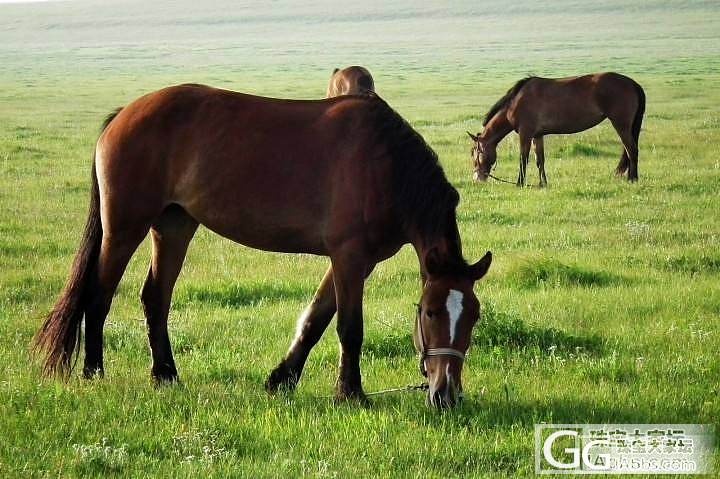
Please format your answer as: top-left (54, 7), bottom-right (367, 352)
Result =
top-left (0, 1), bottom-right (719, 477)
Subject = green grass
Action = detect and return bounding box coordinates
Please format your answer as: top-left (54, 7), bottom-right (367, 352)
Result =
top-left (1, 1), bottom-right (719, 477)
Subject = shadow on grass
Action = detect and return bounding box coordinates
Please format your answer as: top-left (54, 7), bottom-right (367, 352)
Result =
top-left (363, 302), bottom-right (603, 359)
top-left (175, 282), bottom-right (310, 309)
top-left (662, 252), bottom-right (720, 274)
top-left (476, 302), bottom-right (604, 354)
top-left (364, 333), bottom-right (414, 359)
top-left (507, 257), bottom-right (628, 289)
top-left (666, 182), bottom-right (717, 196)
top-left (458, 210), bottom-right (524, 226)
top-left (381, 394), bottom-right (697, 431)
top-left (567, 188), bottom-right (618, 200)
top-left (560, 142), bottom-right (607, 157)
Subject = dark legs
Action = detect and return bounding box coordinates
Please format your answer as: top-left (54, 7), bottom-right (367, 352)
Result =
top-left (615, 151), bottom-right (630, 177)
top-left (141, 205), bottom-right (198, 383)
top-left (83, 227), bottom-right (149, 378)
top-left (610, 119), bottom-right (639, 182)
top-left (517, 133), bottom-right (532, 187)
top-left (266, 254), bottom-right (374, 402)
top-left (331, 247), bottom-right (369, 401)
top-left (533, 136), bottom-right (548, 187)
top-left (265, 266), bottom-right (337, 392)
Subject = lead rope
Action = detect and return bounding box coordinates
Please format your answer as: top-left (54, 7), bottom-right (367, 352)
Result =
top-left (476, 144), bottom-right (527, 186)
top-left (487, 157), bottom-right (517, 185)
top-left (487, 172), bottom-right (517, 185)
top-left (365, 383), bottom-right (429, 397)
top-left (319, 306), bottom-right (465, 400)
top-left (320, 382), bottom-right (428, 399)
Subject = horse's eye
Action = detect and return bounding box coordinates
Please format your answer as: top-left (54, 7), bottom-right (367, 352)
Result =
top-left (425, 310), bottom-right (435, 319)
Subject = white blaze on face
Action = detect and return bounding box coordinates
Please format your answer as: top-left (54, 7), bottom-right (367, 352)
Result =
top-left (446, 289), bottom-right (464, 345)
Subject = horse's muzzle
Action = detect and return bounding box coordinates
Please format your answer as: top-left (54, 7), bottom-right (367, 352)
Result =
top-left (473, 170), bottom-right (489, 182)
top-left (427, 376), bottom-right (463, 409)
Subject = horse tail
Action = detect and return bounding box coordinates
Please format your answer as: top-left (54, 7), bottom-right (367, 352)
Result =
top-left (632, 82), bottom-right (645, 145)
top-left (33, 108), bottom-right (121, 377)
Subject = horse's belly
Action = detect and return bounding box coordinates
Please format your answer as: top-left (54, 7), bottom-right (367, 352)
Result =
top-left (185, 201), bottom-right (329, 255)
top-left (541, 113), bottom-right (605, 135)
top-left (176, 174), bottom-right (330, 255)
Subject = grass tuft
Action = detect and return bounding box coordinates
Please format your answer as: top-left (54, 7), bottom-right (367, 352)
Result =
top-left (507, 257), bottom-right (627, 289)
top-left (476, 302), bottom-right (604, 354)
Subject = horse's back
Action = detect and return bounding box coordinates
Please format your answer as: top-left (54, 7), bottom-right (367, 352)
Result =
top-left (95, 85), bottom-right (387, 254)
top-left (98, 84), bottom-right (372, 169)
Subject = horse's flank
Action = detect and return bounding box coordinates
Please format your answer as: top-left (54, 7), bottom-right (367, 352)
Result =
top-left (98, 84), bottom-right (455, 256)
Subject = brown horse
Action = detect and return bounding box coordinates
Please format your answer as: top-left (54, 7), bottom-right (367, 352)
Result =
top-left (468, 72), bottom-right (645, 186)
top-left (34, 84), bottom-right (492, 408)
top-left (326, 66), bottom-right (375, 97)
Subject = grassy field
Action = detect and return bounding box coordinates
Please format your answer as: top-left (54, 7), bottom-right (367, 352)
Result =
top-left (1, 1), bottom-right (719, 477)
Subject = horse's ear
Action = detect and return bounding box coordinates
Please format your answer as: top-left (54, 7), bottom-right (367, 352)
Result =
top-left (424, 247), bottom-right (444, 277)
top-left (469, 251), bottom-right (492, 281)
top-left (332, 68), bottom-right (340, 74)
top-left (466, 131), bottom-right (478, 142)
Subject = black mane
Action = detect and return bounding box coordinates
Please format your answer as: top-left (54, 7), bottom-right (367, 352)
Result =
top-left (483, 77), bottom-right (536, 126)
top-left (365, 96), bottom-right (467, 271)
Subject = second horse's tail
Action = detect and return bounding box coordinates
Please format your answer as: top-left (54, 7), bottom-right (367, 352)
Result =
top-left (632, 82), bottom-right (645, 144)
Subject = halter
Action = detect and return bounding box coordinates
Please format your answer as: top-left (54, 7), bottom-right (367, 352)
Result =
top-left (415, 307), bottom-right (466, 377)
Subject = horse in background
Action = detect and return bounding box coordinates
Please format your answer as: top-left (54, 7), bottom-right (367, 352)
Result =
top-left (326, 66), bottom-right (375, 97)
top-left (468, 73), bottom-right (645, 186)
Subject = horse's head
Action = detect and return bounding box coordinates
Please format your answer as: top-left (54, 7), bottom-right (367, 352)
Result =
top-left (414, 249), bottom-right (492, 408)
top-left (467, 131), bottom-right (496, 182)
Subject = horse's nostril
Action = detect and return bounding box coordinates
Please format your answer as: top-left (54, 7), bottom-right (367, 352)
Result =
top-left (429, 389), bottom-right (458, 409)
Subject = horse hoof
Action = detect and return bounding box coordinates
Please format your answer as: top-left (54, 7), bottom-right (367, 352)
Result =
top-left (151, 364), bottom-right (179, 385)
top-left (265, 363), bottom-right (299, 393)
top-left (82, 366), bottom-right (104, 379)
top-left (334, 386), bottom-right (369, 405)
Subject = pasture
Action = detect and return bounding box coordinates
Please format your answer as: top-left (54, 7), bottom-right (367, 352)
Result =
top-left (0, 0), bottom-right (718, 476)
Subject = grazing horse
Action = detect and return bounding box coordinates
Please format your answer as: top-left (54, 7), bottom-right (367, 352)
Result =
top-left (468, 72), bottom-right (645, 186)
top-left (326, 66), bottom-right (375, 97)
top-left (34, 84), bottom-right (492, 408)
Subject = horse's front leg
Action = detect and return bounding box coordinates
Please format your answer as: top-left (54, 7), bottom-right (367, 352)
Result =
top-left (517, 133), bottom-right (532, 187)
top-left (331, 246), bottom-right (370, 402)
top-left (266, 266), bottom-right (336, 393)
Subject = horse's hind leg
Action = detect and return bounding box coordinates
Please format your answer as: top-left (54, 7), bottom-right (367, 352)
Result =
top-left (141, 205), bottom-right (198, 383)
top-left (83, 226), bottom-right (149, 378)
top-left (266, 266), bottom-right (336, 392)
top-left (615, 151), bottom-right (629, 176)
top-left (610, 118), bottom-right (639, 182)
top-left (533, 136), bottom-right (548, 187)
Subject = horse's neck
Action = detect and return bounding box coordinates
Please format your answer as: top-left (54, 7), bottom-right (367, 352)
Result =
top-left (482, 111), bottom-right (514, 146)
